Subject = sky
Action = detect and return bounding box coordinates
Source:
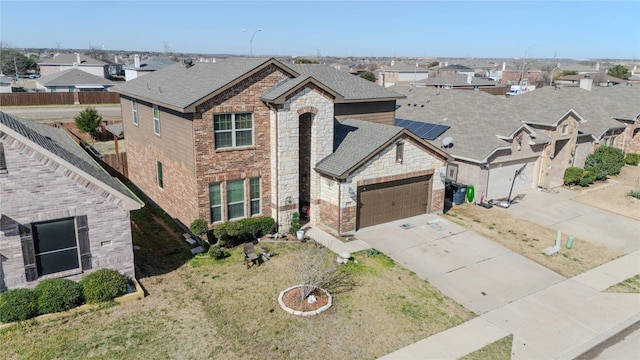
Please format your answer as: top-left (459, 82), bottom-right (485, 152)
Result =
top-left (1, 0), bottom-right (639, 60)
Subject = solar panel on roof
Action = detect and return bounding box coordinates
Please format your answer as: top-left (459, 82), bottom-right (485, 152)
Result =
top-left (395, 118), bottom-right (450, 141)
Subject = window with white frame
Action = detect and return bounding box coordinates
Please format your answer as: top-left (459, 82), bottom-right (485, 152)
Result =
top-left (209, 182), bottom-right (222, 223)
top-left (132, 99), bottom-right (138, 126)
top-left (250, 177), bottom-right (261, 216)
top-left (227, 180), bottom-right (245, 219)
top-left (153, 105), bottom-right (160, 135)
top-left (561, 124), bottom-right (568, 135)
top-left (214, 113), bottom-right (253, 149)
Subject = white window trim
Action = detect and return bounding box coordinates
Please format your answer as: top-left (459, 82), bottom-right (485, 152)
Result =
top-left (209, 182), bottom-right (222, 223)
top-left (153, 105), bottom-right (161, 136)
top-left (132, 99), bottom-right (138, 126)
top-left (214, 113), bottom-right (254, 149)
top-left (561, 124), bottom-right (568, 135)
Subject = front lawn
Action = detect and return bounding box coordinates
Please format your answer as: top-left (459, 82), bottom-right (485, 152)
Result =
top-left (1, 206), bottom-right (473, 359)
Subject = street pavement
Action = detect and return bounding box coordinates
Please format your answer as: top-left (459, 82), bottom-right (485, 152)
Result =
top-left (0, 104), bottom-right (122, 123)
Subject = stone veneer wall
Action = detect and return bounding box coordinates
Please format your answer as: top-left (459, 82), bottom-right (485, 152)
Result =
top-left (272, 87), bottom-right (334, 233)
top-left (536, 114), bottom-right (580, 189)
top-left (0, 135), bottom-right (135, 289)
top-left (621, 118), bottom-right (640, 154)
top-left (338, 135), bottom-right (447, 234)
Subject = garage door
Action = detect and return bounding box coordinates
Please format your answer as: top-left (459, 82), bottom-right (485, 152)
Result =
top-left (357, 176), bottom-right (432, 229)
top-left (486, 160), bottom-right (536, 201)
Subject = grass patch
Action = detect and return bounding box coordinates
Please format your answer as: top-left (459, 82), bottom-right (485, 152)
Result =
top-left (628, 189), bottom-right (640, 199)
top-left (0, 218), bottom-right (473, 359)
top-left (460, 334), bottom-right (513, 360)
top-left (447, 204), bottom-right (622, 277)
top-left (606, 274), bottom-right (640, 293)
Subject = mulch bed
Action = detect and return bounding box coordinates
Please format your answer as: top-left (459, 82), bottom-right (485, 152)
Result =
top-left (281, 287), bottom-right (329, 312)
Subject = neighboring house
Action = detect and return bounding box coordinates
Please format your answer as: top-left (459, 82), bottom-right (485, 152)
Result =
top-left (38, 53), bottom-right (109, 79)
top-left (0, 112), bottom-right (143, 290)
top-left (35, 68), bottom-right (117, 92)
top-left (501, 68), bottom-right (543, 86)
top-left (415, 74), bottom-right (497, 90)
top-left (124, 55), bottom-right (176, 81)
top-left (113, 57), bottom-right (450, 235)
top-left (0, 75), bottom-right (12, 93)
top-left (428, 64), bottom-right (476, 78)
top-left (394, 79), bottom-right (639, 201)
top-left (556, 73), bottom-right (626, 87)
top-left (376, 61), bottom-right (431, 87)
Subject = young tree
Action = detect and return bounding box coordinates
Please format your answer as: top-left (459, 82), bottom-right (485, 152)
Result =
top-left (74, 107), bottom-right (103, 138)
top-left (607, 65), bottom-right (630, 80)
top-left (359, 71), bottom-right (376, 82)
top-left (294, 58), bottom-right (319, 64)
top-left (293, 244), bottom-right (339, 300)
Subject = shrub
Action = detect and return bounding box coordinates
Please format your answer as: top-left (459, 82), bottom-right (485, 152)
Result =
top-left (35, 278), bottom-right (84, 314)
top-left (579, 170), bottom-right (597, 187)
top-left (80, 269), bottom-right (128, 304)
top-left (208, 244), bottom-right (230, 259)
top-left (189, 218), bottom-right (209, 237)
top-left (624, 152), bottom-right (640, 166)
top-left (564, 167), bottom-right (584, 185)
top-left (628, 189), bottom-right (640, 199)
top-left (585, 146), bottom-right (624, 180)
top-left (212, 217), bottom-right (276, 246)
top-left (289, 212), bottom-right (301, 235)
top-left (0, 288), bottom-right (38, 322)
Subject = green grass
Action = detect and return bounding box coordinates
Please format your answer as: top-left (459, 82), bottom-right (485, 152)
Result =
top-left (606, 274), bottom-right (640, 293)
top-left (460, 334), bottom-right (513, 360)
top-left (628, 189), bottom-right (640, 199)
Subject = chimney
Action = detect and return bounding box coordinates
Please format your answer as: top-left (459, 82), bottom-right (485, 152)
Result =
top-left (595, 62), bottom-right (600, 71)
top-left (445, 62), bottom-right (448, 67)
top-left (502, 62), bottom-right (506, 71)
top-left (467, 74), bottom-right (472, 84)
top-left (580, 77), bottom-right (593, 91)
top-left (76, 53), bottom-right (81, 64)
top-left (633, 66), bottom-right (637, 76)
top-left (114, 56), bottom-right (118, 64)
top-left (134, 55), bottom-right (140, 68)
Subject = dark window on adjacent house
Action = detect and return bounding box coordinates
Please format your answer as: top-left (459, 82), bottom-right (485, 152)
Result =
top-left (209, 182), bottom-right (222, 223)
top-left (250, 177), bottom-right (261, 216)
top-left (157, 161), bottom-right (164, 189)
top-left (0, 143), bottom-right (7, 172)
top-left (214, 113), bottom-right (253, 149)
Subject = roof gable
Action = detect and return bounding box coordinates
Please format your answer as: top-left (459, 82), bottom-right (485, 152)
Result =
top-left (0, 112), bottom-right (141, 211)
top-left (38, 68), bottom-right (115, 86)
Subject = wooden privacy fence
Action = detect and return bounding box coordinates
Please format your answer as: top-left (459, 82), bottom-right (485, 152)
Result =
top-left (0, 92), bottom-right (119, 106)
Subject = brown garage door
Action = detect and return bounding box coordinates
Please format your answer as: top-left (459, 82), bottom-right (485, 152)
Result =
top-left (357, 176), bottom-right (432, 229)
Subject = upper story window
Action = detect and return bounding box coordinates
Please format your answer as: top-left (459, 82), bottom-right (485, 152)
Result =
top-left (0, 143), bottom-right (7, 173)
top-left (396, 141), bottom-right (404, 163)
top-left (156, 161), bottom-right (164, 189)
top-left (132, 99), bottom-right (138, 126)
top-left (561, 124), bottom-right (568, 135)
top-left (214, 113), bottom-right (253, 149)
top-left (153, 105), bottom-right (161, 136)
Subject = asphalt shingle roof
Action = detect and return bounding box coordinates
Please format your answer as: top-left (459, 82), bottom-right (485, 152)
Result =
top-left (288, 64), bottom-right (404, 101)
top-left (0, 112), bottom-right (139, 203)
top-left (38, 53), bottom-right (107, 65)
top-left (419, 74), bottom-right (496, 87)
top-left (260, 76), bottom-right (311, 102)
top-left (315, 118), bottom-right (402, 178)
top-left (112, 57), bottom-right (277, 110)
top-left (124, 57), bottom-right (176, 71)
top-left (395, 87), bottom-right (551, 162)
top-left (38, 68), bottom-right (115, 86)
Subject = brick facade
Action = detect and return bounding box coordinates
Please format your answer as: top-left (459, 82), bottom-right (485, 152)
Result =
top-left (0, 135), bottom-right (135, 290)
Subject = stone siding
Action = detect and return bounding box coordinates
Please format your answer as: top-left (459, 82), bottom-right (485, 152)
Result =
top-left (0, 135), bottom-right (135, 289)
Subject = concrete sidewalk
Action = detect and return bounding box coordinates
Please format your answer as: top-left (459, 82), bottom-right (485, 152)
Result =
top-left (304, 225), bottom-right (371, 255)
top-left (380, 249), bottom-right (640, 359)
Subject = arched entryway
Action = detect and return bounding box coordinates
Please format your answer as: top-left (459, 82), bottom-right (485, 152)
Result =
top-left (299, 112), bottom-right (312, 218)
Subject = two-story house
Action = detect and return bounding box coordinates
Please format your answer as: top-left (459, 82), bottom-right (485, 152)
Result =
top-left (113, 58), bottom-right (450, 236)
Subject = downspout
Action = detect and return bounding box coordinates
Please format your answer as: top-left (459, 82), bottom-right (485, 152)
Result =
top-left (337, 179), bottom-right (342, 235)
top-left (484, 161), bottom-right (490, 202)
top-left (267, 102), bottom-right (280, 233)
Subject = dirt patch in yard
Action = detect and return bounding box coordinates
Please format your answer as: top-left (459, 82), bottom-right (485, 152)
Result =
top-left (570, 166), bottom-right (640, 221)
top-left (445, 205), bottom-right (623, 278)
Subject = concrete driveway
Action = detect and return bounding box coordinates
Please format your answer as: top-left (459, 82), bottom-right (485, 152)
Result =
top-left (502, 188), bottom-right (640, 253)
top-left (356, 214), bottom-right (565, 315)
